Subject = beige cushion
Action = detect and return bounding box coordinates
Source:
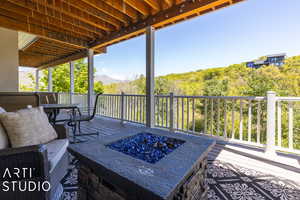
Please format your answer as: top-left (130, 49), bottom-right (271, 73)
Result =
top-left (0, 107), bottom-right (57, 148)
top-left (0, 107), bottom-right (9, 149)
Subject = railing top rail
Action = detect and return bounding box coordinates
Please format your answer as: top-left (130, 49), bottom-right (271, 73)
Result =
top-left (171, 95), bottom-right (266, 101)
top-left (276, 97), bottom-right (300, 101)
top-left (58, 92), bottom-right (88, 95)
top-left (101, 94), bottom-right (145, 97)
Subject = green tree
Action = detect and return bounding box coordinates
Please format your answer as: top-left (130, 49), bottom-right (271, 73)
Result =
top-left (28, 59), bottom-right (104, 94)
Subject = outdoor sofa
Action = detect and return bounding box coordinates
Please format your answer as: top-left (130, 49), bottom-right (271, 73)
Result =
top-left (0, 92), bottom-right (69, 200)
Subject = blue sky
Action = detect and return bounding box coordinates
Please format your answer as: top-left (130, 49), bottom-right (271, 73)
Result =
top-left (96, 0), bottom-right (299, 80)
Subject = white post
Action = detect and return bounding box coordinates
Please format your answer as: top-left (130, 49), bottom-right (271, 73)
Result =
top-left (35, 69), bottom-right (39, 92)
top-left (87, 49), bottom-right (94, 115)
top-left (146, 26), bottom-right (155, 128)
top-left (265, 91), bottom-right (276, 155)
top-left (70, 61), bottom-right (75, 104)
top-left (48, 68), bottom-right (53, 92)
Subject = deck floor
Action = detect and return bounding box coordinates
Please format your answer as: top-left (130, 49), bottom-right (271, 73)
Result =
top-left (61, 116), bottom-right (300, 200)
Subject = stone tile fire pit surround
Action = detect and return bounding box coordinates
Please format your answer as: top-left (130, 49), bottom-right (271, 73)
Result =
top-left (68, 128), bottom-right (215, 200)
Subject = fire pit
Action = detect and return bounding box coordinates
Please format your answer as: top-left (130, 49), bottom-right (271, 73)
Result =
top-left (107, 132), bottom-right (185, 164)
top-left (68, 130), bottom-right (215, 200)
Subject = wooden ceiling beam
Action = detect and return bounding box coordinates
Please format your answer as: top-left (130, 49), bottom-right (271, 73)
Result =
top-left (4, 0), bottom-right (98, 40)
top-left (32, 39), bottom-right (81, 51)
top-left (5, 0), bottom-right (107, 37)
top-left (124, 0), bottom-right (151, 16)
top-left (144, 0), bottom-right (161, 11)
top-left (104, 0), bottom-right (139, 22)
top-left (28, 0), bottom-right (114, 32)
top-left (26, 45), bottom-right (76, 55)
top-left (90, 0), bottom-right (243, 49)
top-left (0, 6), bottom-right (93, 43)
top-left (0, 9), bottom-right (88, 48)
top-left (61, 0), bottom-right (123, 29)
top-left (163, 0), bottom-right (174, 8)
top-left (79, 0), bottom-right (132, 25)
top-left (21, 50), bottom-right (58, 57)
top-left (37, 47), bottom-right (106, 70)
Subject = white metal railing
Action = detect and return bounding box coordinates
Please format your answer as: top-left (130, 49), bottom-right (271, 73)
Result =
top-left (275, 96), bottom-right (300, 154)
top-left (155, 95), bottom-right (267, 148)
top-left (57, 92), bottom-right (300, 154)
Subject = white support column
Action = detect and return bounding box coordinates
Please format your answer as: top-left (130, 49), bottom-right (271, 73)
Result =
top-left (35, 69), bottom-right (39, 92)
top-left (48, 68), bottom-right (53, 92)
top-left (70, 61), bottom-right (75, 103)
top-left (87, 49), bottom-right (94, 115)
top-left (146, 26), bottom-right (155, 128)
top-left (265, 91), bottom-right (276, 155)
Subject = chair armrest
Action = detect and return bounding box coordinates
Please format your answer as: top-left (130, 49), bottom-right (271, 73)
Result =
top-left (0, 145), bottom-right (49, 181)
top-left (53, 124), bottom-right (69, 139)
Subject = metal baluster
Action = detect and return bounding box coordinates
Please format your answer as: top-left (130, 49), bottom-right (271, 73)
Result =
top-left (231, 100), bottom-right (235, 139)
top-left (139, 97), bottom-right (142, 123)
top-left (124, 96), bottom-right (127, 120)
top-left (162, 98), bottom-right (165, 127)
top-left (108, 96), bottom-right (111, 117)
top-left (135, 96), bottom-right (138, 122)
top-left (277, 101), bottom-right (282, 147)
top-left (104, 96), bottom-right (107, 116)
top-left (224, 99), bottom-right (227, 138)
top-left (239, 100), bottom-right (244, 140)
top-left (187, 98), bottom-right (190, 131)
top-left (112, 96), bottom-right (115, 118)
top-left (139, 96), bottom-right (141, 122)
top-left (169, 93), bottom-right (174, 131)
top-left (132, 96), bottom-right (134, 121)
top-left (217, 98), bottom-right (220, 136)
top-left (166, 97), bottom-right (169, 128)
top-left (143, 97), bottom-right (146, 123)
top-left (182, 98), bottom-right (185, 130)
top-left (134, 96), bottom-right (137, 122)
top-left (192, 98), bottom-right (195, 133)
top-left (288, 102), bottom-right (294, 149)
top-left (156, 97), bottom-right (159, 126)
top-left (129, 96), bottom-right (131, 121)
top-left (109, 96), bottom-right (112, 117)
top-left (210, 98), bottom-right (213, 135)
top-left (248, 100), bottom-right (252, 142)
top-left (177, 98), bottom-right (179, 130)
top-left (257, 101), bottom-right (261, 144)
top-left (204, 98), bottom-right (208, 134)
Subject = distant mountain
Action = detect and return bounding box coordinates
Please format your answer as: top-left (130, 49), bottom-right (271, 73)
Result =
top-left (94, 75), bottom-right (123, 85)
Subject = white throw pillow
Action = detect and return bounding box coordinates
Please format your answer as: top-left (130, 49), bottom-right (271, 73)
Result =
top-left (0, 107), bottom-right (57, 148)
top-left (0, 107), bottom-right (9, 149)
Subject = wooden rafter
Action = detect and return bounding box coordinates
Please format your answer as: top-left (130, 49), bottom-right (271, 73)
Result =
top-left (37, 48), bottom-right (106, 70)
top-left (3, 0), bottom-right (106, 41)
top-left (3, 0), bottom-right (98, 40)
top-left (6, 0), bottom-right (114, 33)
top-left (60, 0), bottom-right (123, 29)
top-left (124, 0), bottom-right (151, 16)
top-left (163, 0), bottom-right (174, 7)
top-left (79, 0), bottom-right (132, 26)
top-left (104, 0), bottom-right (139, 22)
top-left (0, 9), bottom-right (88, 48)
top-left (144, 0), bottom-right (161, 11)
top-left (90, 0), bottom-right (244, 49)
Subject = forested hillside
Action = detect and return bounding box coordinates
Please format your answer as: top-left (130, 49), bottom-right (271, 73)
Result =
top-left (104, 55), bottom-right (300, 97)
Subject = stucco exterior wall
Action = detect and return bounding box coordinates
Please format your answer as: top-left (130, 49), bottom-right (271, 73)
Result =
top-left (0, 27), bottom-right (19, 92)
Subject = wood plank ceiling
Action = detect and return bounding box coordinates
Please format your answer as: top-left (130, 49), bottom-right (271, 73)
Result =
top-left (0, 0), bottom-right (244, 69)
